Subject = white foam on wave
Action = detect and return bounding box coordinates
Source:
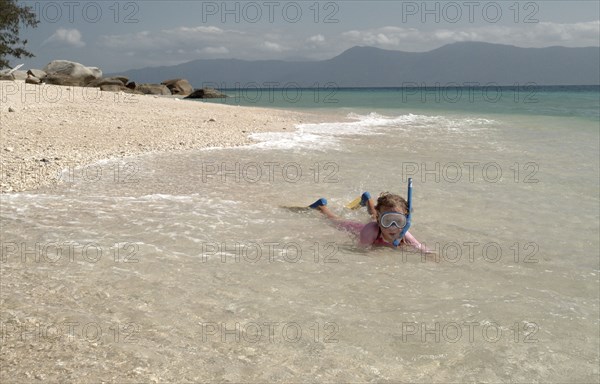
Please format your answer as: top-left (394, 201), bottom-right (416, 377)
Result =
top-left (137, 194), bottom-right (197, 202)
top-left (347, 112), bottom-right (497, 131)
top-left (248, 131), bottom-right (339, 151)
top-left (248, 112), bottom-right (497, 150)
top-left (298, 112), bottom-right (390, 135)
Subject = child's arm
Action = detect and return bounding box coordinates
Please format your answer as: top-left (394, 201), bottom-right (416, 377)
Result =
top-left (365, 196), bottom-right (377, 221)
top-left (358, 222), bottom-right (379, 248)
top-left (402, 231), bottom-right (434, 253)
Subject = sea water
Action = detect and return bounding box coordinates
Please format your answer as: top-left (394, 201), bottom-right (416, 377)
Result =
top-left (1, 87), bottom-right (598, 382)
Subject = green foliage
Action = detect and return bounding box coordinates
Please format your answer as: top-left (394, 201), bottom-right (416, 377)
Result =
top-left (0, 0), bottom-right (39, 69)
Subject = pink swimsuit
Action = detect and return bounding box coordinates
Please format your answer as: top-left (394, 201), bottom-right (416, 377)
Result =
top-left (334, 220), bottom-right (425, 249)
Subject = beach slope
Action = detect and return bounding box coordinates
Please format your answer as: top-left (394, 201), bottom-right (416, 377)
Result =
top-left (0, 82), bottom-right (310, 193)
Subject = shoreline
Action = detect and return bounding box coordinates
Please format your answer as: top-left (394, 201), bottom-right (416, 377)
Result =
top-left (0, 81), bottom-right (333, 194)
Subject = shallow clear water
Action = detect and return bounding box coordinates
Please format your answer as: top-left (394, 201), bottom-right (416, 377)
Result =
top-left (205, 85), bottom-right (600, 122)
top-left (1, 94), bottom-right (599, 381)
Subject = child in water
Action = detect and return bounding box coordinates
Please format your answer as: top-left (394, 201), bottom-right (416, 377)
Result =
top-left (309, 191), bottom-right (429, 251)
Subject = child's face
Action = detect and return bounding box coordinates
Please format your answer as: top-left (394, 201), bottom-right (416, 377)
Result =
top-left (376, 206), bottom-right (407, 242)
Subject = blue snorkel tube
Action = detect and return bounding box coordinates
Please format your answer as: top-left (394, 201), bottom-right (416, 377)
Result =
top-left (393, 178), bottom-right (412, 248)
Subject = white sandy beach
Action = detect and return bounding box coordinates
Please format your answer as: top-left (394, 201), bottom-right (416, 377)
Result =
top-left (0, 81), bottom-right (319, 193)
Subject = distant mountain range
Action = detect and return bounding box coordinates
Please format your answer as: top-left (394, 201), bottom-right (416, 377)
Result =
top-left (113, 42), bottom-right (600, 87)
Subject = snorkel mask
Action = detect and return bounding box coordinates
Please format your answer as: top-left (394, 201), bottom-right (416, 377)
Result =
top-left (392, 178), bottom-right (412, 247)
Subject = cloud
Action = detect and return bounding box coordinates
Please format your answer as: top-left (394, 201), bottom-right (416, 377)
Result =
top-left (173, 26), bottom-right (225, 35)
top-left (99, 30), bottom-right (171, 50)
top-left (531, 21), bottom-right (600, 45)
top-left (43, 28), bottom-right (86, 48)
top-left (305, 34), bottom-right (326, 51)
top-left (97, 25), bottom-right (296, 67)
top-left (262, 41), bottom-right (287, 52)
top-left (342, 27), bottom-right (422, 48)
top-left (98, 26), bottom-right (234, 51)
top-left (195, 46), bottom-right (230, 55)
top-left (340, 21), bottom-right (600, 51)
top-left (307, 34), bottom-right (325, 43)
top-left (93, 20), bottom-right (599, 71)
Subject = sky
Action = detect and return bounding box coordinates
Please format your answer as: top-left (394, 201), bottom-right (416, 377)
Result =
top-left (10, 0), bottom-right (600, 73)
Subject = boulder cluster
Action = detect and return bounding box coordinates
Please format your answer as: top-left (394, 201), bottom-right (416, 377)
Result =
top-left (0, 60), bottom-right (226, 98)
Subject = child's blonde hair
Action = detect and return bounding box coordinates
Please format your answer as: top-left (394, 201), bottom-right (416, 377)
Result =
top-left (375, 192), bottom-right (408, 214)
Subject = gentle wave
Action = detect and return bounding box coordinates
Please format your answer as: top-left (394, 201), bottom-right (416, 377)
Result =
top-left (249, 112), bottom-right (497, 149)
